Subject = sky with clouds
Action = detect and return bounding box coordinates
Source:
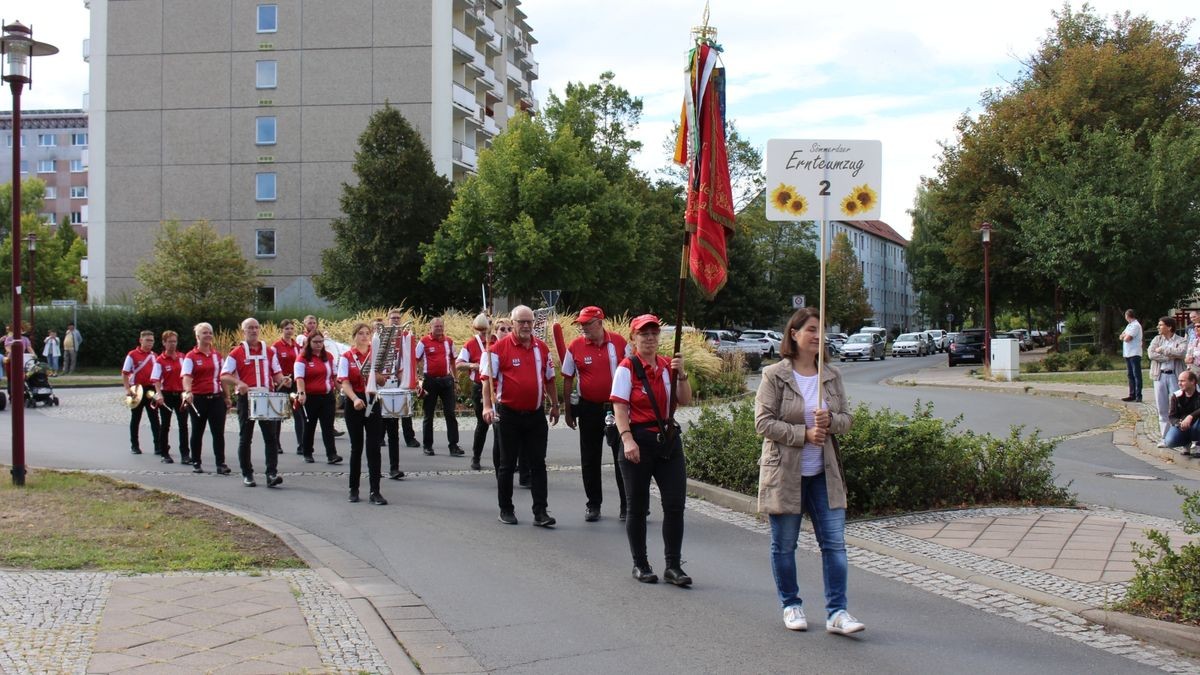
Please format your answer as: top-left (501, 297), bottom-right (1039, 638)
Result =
top-left (7, 0), bottom-right (1198, 238)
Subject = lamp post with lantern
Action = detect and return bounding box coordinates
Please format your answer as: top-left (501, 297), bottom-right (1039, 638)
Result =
top-left (981, 221), bottom-right (993, 368)
top-left (3, 20), bottom-right (58, 486)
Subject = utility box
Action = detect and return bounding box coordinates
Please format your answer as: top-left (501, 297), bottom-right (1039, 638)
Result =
top-left (991, 338), bottom-right (1019, 381)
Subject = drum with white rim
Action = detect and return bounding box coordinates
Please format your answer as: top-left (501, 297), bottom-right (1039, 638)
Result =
top-left (248, 389), bottom-right (292, 420)
top-left (378, 388), bottom-right (413, 418)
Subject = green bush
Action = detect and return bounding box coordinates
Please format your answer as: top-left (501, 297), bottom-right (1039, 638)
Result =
top-left (683, 400), bottom-right (1074, 517)
top-left (1092, 354), bottom-right (1116, 371)
top-left (1064, 349), bottom-right (1094, 372)
top-left (1115, 486), bottom-right (1200, 626)
top-left (693, 353), bottom-right (751, 400)
top-left (1042, 352), bottom-right (1067, 372)
top-left (1022, 361), bottom-right (1045, 373)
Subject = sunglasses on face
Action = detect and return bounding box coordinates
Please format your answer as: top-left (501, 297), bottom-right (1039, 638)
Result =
top-left (515, 319), bottom-right (534, 325)
top-left (497, 327), bottom-right (512, 332)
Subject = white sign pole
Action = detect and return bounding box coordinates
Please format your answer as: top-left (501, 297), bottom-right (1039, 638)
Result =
top-left (817, 167), bottom-right (827, 408)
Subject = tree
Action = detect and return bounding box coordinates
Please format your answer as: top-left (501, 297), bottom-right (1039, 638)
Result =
top-left (0, 215), bottom-right (79, 306)
top-left (56, 216), bottom-right (78, 250)
top-left (134, 220), bottom-right (257, 321)
top-left (0, 177), bottom-right (46, 237)
top-left (314, 104), bottom-right (454, 312)
top-left (825, 232), bottom-right (872, 332)
top-left (542, 71), bottom-right (644, 180)
top-left (661, 120), bottom-right (764, 213)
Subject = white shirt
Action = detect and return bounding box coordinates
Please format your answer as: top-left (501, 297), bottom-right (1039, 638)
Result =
top-left (791, 370), bottom-right (825, 477)
top-left (1121, 320), bottom-right (1143, 359)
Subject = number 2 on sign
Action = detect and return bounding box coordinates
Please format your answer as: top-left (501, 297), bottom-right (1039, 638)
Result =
top-left (818, 180), bottom-right (830, 196)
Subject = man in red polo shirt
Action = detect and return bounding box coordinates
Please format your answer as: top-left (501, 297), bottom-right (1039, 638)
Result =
top-left (415, 317), bottom-right (462, 456)
top-left (122, 330), bottom-right (162, 456)
top-left (221, 317), bottom-right (286, 488)
top-left (562, 306), bottom-right (631, 522)
top-left (482, 304), bottom-right (560, 527)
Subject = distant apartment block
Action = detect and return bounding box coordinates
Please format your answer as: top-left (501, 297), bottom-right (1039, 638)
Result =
top-left (814, 220), bottom-right (918, 332)
top-left (0, 109), bottom-right (90, 237)
top-left (87, 0), bottom-right (538, 307)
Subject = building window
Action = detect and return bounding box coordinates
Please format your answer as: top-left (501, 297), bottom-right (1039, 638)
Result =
top-left (69, 159), bottom-right (85, 172)
top-left (256, 229), bottom-right (276, 257)
top-left (37, 133), bottom-right (56, 147)
top-left (5, 134), bottom-right (23, 147)
top-left (257, 4), bottom-right (278, 33)
top-left (40, 212), bottom-right (54, 223)
top-left (255, 172), bottom-right (277, 201)
top-left (256, 286), bottom-right (276, 311)
top-left (70, 211), bottom-right (82, 224)
top-left (44, 186), bottom-right (57, 200)
top-left (71, 132), bottom-right (88, 146)
top-left (70, 186), bottom-right (88, 199)
top-left (19, 160), bottom-right (27, 173)
top-left (256, 60), bottom-right (277, 89)
top-left (37, 160), bottom-right (54, 173)
top-left (256, 116), bottom-right (276, 145)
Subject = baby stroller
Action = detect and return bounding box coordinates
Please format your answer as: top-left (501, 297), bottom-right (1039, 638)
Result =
top-left (24, 358), bottom-right (59, 408)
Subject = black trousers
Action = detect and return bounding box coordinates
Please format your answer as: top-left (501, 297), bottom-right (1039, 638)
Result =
top-left (345, 397), bottom-right (383, 493)
top-left (129, 388), bottom-right (161, 453)
top-left (575, 399), bottom-right (626, 512)
top-left (422, 375), bottom-right (460, 449)
top-left (384, 415), bottom-right (417, 472)
top-left (236, 394), bottom-right (280, 477)
top-left (495, 404), bottom-right (548, 514)
top-left (273, 382), bottom-right (305, 453)
top-left (158, 391), bottom-right (190, 461)
top-left (188, 394), bottom-right (228, 468)
top-left (619, 428), bottom-right (687, 568)
top-left (301, 393), bottom-right (338, 460)
top-left (471, 382), bottom-right (499, 463)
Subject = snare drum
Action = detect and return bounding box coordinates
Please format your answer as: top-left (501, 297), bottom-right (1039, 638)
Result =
top-left (248, 389), bottom-right (292, 421)
top-left (378, 388), bottom-right (413, 418)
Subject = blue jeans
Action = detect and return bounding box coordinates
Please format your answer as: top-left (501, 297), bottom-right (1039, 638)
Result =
top-left (1126, 356), bottom-right (1143, 399)
top-left (1163, 423), bottom-right (1200, 448)
top-left (47, 355), bottom-right (60, 372)
top-left (768, 473), bottom-right (848, 618)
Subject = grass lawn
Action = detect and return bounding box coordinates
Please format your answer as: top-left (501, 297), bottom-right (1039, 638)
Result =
top-left (1018, 369), bottom-right (1149, 386)
top-left (0, 469), bottom-right (304, 572)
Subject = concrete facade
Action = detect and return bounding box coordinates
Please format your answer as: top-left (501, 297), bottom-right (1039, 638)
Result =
top-left (816, 220), bottom-right (918, 332)
top-left (0, 109), bottom-right (90, 237)
top-left (89, 0), bottom-right (538, 307)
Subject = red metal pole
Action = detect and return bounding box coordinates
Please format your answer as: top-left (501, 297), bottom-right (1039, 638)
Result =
top-left (983, 239), bottom-right (991, 368)
top-left (10, 80), bottom-right (26, 485)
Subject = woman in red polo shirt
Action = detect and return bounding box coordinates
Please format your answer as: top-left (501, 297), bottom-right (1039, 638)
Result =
top-left (338, 322), bottom-right (387, 505)
top-left (181, 322), bottom-right (232, 475)
top-left (295, 331), bottom-right (343, 465)
top-left (273, 319), bottom-right (305, 456)
top-left (610, 314), bottom-right (692, 587)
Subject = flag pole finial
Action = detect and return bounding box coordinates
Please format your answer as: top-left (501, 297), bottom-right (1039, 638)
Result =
top-left (691, 1), bottom-right (717, 42)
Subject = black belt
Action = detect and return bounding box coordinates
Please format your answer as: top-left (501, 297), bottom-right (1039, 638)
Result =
top-left (193, 393), bottom-right (222, 399)
top-left (498, 403), bottom-right (542, 416)
top-left (1162, 370), bottom-right (1175, 375)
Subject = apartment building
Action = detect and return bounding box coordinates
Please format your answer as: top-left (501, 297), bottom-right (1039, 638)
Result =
top-left (0, 109), bottom-right (90, 235)
top-left (87, 0), bottom-right (538, 307)
top-left (816, 220), bottom-right (918, 332)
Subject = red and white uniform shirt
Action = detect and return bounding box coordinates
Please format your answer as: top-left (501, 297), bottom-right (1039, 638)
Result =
top-left (273, 338), bottom-right (300, 383)
top-left (611, 353), bottom-right (674, 429)
top-left (388, 332), bottom-right (419, 390)
top-left (457, 334), bottom-right (490, 384)
top-left (123, 348), bottom-right (162, 388)
top-left (295, 351), bottom-right (336, 395)
top-left (155, 352), bottom-right (185, 393)
top-left (562, 332), bottom-right (630, 404)
top-left (182, 348), bottom-right (224, 395)
top-left (416, 334), bottom-right (455, 378)
top-left (221, 341), bottom-right (282, 391)
top-left (337, 347), bottom-right (373, 393)
top-left (482, 335), bottom-right (555, 412)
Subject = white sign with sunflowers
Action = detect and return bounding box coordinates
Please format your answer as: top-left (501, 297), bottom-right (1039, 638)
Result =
top-left (764, 139), bottom-right (881, 221)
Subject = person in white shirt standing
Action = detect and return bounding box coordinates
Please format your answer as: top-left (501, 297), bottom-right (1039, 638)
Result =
top-left (1119, 309), bottom-right (1144, 403)
top-left (42, 329), bottom-right (61, 374)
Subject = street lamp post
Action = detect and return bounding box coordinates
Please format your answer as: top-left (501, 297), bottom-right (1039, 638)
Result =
top-left (485, 245), bottom-right (495, 316)
top-left (981, 221), bottom-right (992, 368)
top-left (3, 21), bottom-right (58, 486)
top-left (26, 233), bottom-right (36, 339)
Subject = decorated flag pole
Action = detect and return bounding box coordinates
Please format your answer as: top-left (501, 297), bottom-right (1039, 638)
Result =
top-left (669, 4), bottom-right (736, 426)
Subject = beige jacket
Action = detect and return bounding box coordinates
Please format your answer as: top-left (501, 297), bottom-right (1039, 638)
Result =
top-left (754, 359), bottom-right (852, 514)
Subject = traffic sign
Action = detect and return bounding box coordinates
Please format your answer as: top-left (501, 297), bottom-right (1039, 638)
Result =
top-left (792, 294), bottom-right (806, 309)
top-left (539, 289), bottom-right (561, 308)
top-left (51, 299), bottom-right (77, 307)
top-left (946, 313), bottom-right (954, 323)
top-left (765, 139), bottom-right (882, 221)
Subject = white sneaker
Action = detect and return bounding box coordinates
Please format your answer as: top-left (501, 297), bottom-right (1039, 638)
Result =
top-left (783, 605), bottom-right (807, 631)
top-left (1157, 441), bottom-right (1168, 448)
top-left (826, 609), bottom-right (865, 635)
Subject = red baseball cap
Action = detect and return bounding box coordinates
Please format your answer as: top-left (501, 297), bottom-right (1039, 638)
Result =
top-left (630, 314), bottom-right (662, 332)
top-left (575, 306), bottom-right (605, 324)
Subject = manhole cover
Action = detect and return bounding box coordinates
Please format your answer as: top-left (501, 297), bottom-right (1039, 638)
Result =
top-left (1097, 472), bottom-right (1162, 481)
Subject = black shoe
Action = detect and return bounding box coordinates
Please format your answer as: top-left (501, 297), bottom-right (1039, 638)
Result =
top-left (369, 492), bottom-right (388, 505)
top-left (296, 447), bottom-right (305, 456)
top-left (1121, 396), bottom-right (1135, 402)
top-left (216, 464), bottom-right (232, 475)
top-left (304, 454), bottom-right (315, 464)
top-left (632, 565), bottom-right (658, 583)
top-left (1136, 398), bottom-right (1144, 403)
top-left (327, 455), bottom-right (344, 465)
top-left (180, 455), bottom-right (192, 465)
top-left (192, 464), bottom-right (205, 474)
top-left (161, 456), bottom-right (175, 464)
top-left (243, 475), bottom-right (257, 487)
top-left (405, 439), bottom-right (421, 448)
top-left (153, 450), bottom-right (163, 456)
top-left (388, 470), bottom-right (405, 480)
top-left (533, 511), bottom-right (556, 528)
top-left (619, 509), bottom-right (627, 522)
top-left (449, 445), bottom-right (465, 456)
top-left (333, 428), bottom-right (346, 437)
top-left (267, 473), bottom-right (282, 488)
top-left (585, 507), bottom-right (600, 522)
top-left (423, 447), bottom-right (435, 456)
top-left (131, 448), bottom-right (142, 455)
top-left (663, 566), bottom-right (692, 587)
top-left (348, 489), bottom-right (360, 503)
top-left (470, 459), bottom-right (482, 470)
top-left (498, 510), bottom-right (518, 525)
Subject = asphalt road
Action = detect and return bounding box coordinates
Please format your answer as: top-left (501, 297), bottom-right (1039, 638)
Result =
top-left (1, 357), bottom-right (1193, 674)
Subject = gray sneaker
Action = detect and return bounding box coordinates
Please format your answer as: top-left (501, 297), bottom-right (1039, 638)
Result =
top-left (826, 609), bottom-right (865, 635)
top-left (783, 605), bottom-right (807, 631)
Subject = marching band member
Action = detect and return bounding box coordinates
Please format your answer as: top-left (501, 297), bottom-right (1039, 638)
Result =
top-left (611, 314), bottom-right (693, 586)
top-left (154, 330), bottom-right (188, 465)
top-left (181, 322), bottom-right (232, 475)
top-left (221, 318), bottom-right (286, 488)
top-left (338, 322), bottom-right (388, 505)
top-left (482, 305), bottom-right (559, 527)
top-left (294, 331), bottom-right (343, 465)
top-left (416, 316), bottom-right (462, 456)
top-left (456, 313), bottom-right (496, 471)
top-left (384, 309), bottom-right (419, 480)
top-left (295, 315), bottom-right (319, 348)
top-left (122, 330), bottom-right (162, 457)
top-left (490, 318), bottom-right (528, 487)
top-left (562, 306), bottom-right (631, 522)
top-left (273, 319), bottom-right (305, 456)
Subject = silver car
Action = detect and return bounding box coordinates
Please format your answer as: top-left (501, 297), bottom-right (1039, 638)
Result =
top-left (891, 333), bottom-right (925, 357)
top-left (839, 333), bottom-right (886, 361)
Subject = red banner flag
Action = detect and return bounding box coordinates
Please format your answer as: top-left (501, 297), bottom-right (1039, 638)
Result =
top-left (681, 43), bottom-right (735, 299)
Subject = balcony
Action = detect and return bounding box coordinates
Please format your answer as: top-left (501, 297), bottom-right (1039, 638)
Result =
top-left (451, 27), bottom-right (476, 62)
top-left (465, 107), bottom-right (483, 128)
top-left (482, 115), bottom-right (500, 137)
top-left (466, 50), bottom-right (486, 75)
top-left (453, 141), bottom-right (477, 169)
top-left (82, 38), bottom-right (90, 63)
top-left (485, 29), bottom-right (502, 54)
top-left (81, 91), bottom-right (89, 111)
top-left (526, 61), bottom-right (538, 80)
top-left (452, 82), bottom-right (479, 117)
top-left (479, 14), bottom-right (495, 37)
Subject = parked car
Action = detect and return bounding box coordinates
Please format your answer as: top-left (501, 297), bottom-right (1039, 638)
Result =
top-left (892, 333), bottom-right (926, 357)
top-left (927, 329), bottom-right (948, 352)
top-left (738, 330), bottom-right (783, 357)
top-left (702, 329), bottom-right (738, 349)
top-left (1029, 330), bottom-right (1049, 347)
top-left (826, 332), bottom-right (849, 351)
top-left (948, 329), bottom-right (986, 366)
top-left (840, 333), bottom-right (886, 361)
top-left (1007, 329), bottom-right (1034, 351)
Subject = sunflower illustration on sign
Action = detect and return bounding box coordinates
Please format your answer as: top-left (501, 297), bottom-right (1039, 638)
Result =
top-left (840, 183), bottom-right (878, 216)
top-left (770, 183), bottom-right (808, 217)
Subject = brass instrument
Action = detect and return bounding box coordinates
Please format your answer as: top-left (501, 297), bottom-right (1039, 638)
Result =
top-left (124, 384), bottom-right (152, 410)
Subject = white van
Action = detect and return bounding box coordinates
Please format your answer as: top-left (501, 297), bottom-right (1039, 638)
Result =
top-left (859, 327), bottom-right (888, 338)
